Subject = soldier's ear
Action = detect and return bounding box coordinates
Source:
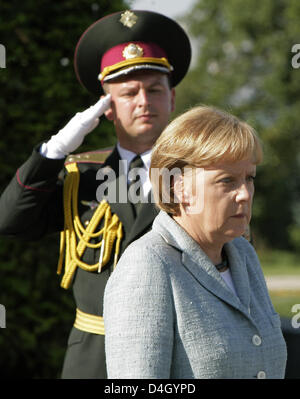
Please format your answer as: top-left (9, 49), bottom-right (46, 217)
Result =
top-left (171, 88), bottom-right (176, 113)
top-left (104, 107), bottom-right (114, 121)
top-left (100, 94), bottom-right (114, 121)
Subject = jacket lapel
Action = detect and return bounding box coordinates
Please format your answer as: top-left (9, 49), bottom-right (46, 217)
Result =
top-left (181, 250), bottom-right (243, 313)
top-left (224, 241), bottom-right (251, 311)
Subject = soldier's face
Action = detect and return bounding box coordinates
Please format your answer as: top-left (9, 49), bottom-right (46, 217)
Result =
top-left (104, 71), bottom-right (175, 152)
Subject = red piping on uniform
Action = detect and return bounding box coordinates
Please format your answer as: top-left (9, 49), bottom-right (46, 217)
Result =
top-left (16, 169), bottom-right (54, 192)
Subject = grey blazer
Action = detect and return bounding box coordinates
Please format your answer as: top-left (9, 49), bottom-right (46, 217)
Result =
top-left (104, 211), bottom-right (287, 379)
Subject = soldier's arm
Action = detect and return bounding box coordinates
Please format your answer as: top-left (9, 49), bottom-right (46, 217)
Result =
top-left (0, 95), bottom-right (111, 240)
top-left (0, 145), bottom-right (65, 239)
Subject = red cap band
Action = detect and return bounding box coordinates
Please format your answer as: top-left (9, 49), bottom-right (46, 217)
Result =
top-left (99, 41), bottom-right (172, 81)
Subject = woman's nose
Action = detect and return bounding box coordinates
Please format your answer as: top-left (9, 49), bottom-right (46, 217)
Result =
top-left (236, 183), bottom-right (252, 202)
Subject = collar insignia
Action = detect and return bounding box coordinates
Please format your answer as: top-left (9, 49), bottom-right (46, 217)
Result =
top-left (81, 200), bottom-right (99, 210)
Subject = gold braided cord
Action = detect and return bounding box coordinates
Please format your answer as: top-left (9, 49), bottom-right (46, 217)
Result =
top-left (57, 162), bottom-right (123, 289)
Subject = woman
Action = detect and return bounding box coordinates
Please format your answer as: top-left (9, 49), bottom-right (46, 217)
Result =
top-left (103, 106), bottom-right (287, 379)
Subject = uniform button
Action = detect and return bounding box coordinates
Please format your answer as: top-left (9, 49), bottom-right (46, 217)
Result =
top-left (84, 220), bottom-right (90, 227)
top-left (252, 334), bottom-right (262, 346)
top-left (257, 371), bottom-right (266, 379)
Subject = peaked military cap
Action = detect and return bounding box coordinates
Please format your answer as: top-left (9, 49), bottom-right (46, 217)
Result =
top-left (74, 10), bottom-right (191, 96)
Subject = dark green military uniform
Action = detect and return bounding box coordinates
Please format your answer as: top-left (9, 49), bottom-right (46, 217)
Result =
top-left (0, 10), bottom-right (191, 378)
top-left (0, 144), bottom-right (158, 378)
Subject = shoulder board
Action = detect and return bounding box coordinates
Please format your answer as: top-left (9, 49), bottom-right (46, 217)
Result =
top-left (65, 147), bottom-right (113, 165)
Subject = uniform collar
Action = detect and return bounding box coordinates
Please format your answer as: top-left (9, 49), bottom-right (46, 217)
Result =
top-left (116, 142), bottom-right (152, 173)
top-left (116, 143), bottom-right (152, 197)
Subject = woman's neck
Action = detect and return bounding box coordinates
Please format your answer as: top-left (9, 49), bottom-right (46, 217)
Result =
top-left (172, 214), bottom-right (224, 265)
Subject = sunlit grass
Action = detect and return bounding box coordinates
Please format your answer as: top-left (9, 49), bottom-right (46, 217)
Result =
top-left (257, 249), bottom-right (300, 276)
top-left (268, 290), bottom-right (300, 318)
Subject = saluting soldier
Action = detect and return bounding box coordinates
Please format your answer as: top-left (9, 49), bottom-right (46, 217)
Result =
top-left (0, 10), bottom-right (191, 378)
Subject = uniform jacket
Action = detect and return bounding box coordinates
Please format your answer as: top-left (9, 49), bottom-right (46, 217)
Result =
top-left (0, 144), bottom-right (158, 378)
top-left (104, 211), bottom-right (287, 379)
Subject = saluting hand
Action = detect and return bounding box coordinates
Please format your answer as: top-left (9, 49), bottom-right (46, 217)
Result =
top-left (42, 94), bottom-right (111, 159)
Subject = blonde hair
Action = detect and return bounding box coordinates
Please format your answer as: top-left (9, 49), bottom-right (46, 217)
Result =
top-left (150, 105), bottom-right (263, 214)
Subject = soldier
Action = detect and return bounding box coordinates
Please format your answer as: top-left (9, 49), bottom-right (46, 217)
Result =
top-left (0, 10), bottom-right (191, 378)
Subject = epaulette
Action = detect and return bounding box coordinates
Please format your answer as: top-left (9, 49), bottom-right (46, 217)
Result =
top-left (65, 147), bottom-right (113, 165)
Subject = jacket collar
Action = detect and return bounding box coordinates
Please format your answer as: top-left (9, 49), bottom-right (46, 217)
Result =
top-left (152, 211), bottom-right (251, 315)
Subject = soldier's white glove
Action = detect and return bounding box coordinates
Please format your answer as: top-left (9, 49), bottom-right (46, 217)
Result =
top-left (40, 94), bottom-right (111, 159)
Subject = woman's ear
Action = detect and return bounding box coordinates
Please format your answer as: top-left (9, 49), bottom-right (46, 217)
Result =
top-left (173, 174), bottom-right (190, 205)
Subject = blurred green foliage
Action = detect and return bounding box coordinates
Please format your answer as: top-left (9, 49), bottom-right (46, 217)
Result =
top-left (0, 0), bottom-right (128, 378)
top-left (175, 0), bottom-right (300, 252)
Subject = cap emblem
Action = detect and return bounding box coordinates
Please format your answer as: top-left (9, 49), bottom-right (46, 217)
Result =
top-left (120, 11), bottom-right (138, 28)
top-left (122, 43), bottom-right (144, 60)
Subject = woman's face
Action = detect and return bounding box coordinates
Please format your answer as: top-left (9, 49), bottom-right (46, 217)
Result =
top-left (180, 158), bottom-right (256, 244)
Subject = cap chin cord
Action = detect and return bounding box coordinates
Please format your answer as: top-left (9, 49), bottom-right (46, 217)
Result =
top-left (99, 56), bottom-right (173, 81)
top-left (101, 64), bottom-right (172, 84)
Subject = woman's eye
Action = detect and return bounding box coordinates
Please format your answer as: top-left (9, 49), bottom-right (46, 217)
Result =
top-left (247, 175), bottom-right (256, 182)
